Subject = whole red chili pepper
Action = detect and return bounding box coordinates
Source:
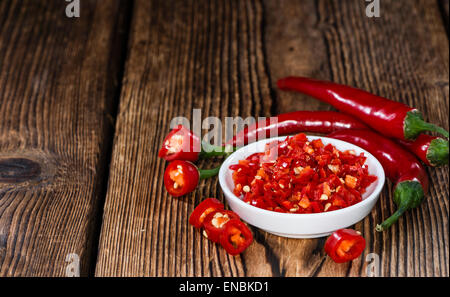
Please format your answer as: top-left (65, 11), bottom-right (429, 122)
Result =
top-left (396, 134), bottom-right (449, 167)
top-left (163, 160), bottom-right (221, 197)
top-left (328, 129), bottom-right (429, 232)
top-left (228, 111), bottom-right (369, 147)
top-left (159, 125), bottom-right (233, 162)
top-left (278, 77), bottom-right (449, 140)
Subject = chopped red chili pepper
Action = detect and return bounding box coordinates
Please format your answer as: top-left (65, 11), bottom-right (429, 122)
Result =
top-left (159, 125), bottom-right (201, 162)
top-left (219, 219), bottom-right (253, 255)
top-left (230, 133), bottom-right (377, 214)
top-left (324, 229), bottom-right (366, 263)
top-left (203, 210), bottom-right (240, 242)
top-left (164, 160), bottom-right (200, 197)
top-left (159, 125), bottom-right (234, 162)
top-left (163, 160), bottom-right (221, 197)
top-left (189, 198), bottom-right (224, 228)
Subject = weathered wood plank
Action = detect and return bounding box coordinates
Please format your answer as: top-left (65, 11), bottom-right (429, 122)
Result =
top-left (265, 0), bottom-right (449, 276)
top-left (96, 0), bottom-right (448, 277)
top-left (95, 0), bottom-right (276, 277)
top-left (0, 0), bottom-right (128, 276)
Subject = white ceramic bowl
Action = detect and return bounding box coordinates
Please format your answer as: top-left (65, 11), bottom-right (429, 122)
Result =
top-left (219, 135), bottom-right (385, 238)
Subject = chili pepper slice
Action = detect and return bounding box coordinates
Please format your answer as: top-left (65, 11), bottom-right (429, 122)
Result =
top-left (203, 210), bottom-right (240, 242)
top-left (397, 134), bottom-right (449, 167)
top-left (324, 229), bottom-right (366, 263)
top-left (329, 129), bottom-right (429, 231)
top-left (228, 111), bottom-right (369, 147)
top-left (159, 125), bottom-right (201, 162)
top-left (159, 125), bottom-right (234, 162)
top-left (164, 160), bottom-right (221, 197)
top-left (219, 219), bottom-right (253, 255)
top-left (278, 77), bottom-right (449, 140)
top-left (189, 198), bottom-right (224, 228)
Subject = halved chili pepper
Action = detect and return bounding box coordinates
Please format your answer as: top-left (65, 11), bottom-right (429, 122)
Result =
top-left (328, 129), bottom-right (429, 231)
top-left (189, 198), bottom-right (224, 228)
top-left (159, 125), bottom-right (233, 162)
top-left (396, 134), bottom-right (449, 167)
top-left (219, 219), bottom-right (253, 256)
top-left (324, 229), bottom-right (366, 263)
top-left (164, 160), bottom-right (221, 197)
top-left (228, 111), bottom-right (369, 147)
top-left (278, 77), bottom-right (449, 140)
top-left (203, 210), bottom-right (240, 242)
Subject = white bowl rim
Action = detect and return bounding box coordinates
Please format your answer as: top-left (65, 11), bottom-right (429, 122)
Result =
top-left (219, 135), bottom-right (385, 219)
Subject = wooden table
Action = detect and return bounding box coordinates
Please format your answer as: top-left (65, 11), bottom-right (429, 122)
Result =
top-left (0, 0), bottom-right (448, 277)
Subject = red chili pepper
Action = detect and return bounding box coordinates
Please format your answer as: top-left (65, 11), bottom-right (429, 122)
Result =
top-left (219, 219), bottom-right (253, 255)
top-left (228, 111), bottom-right (369, 147)
top-left (164, 161), bottom-right (220, 197)
top-left (230, 133), bottom-right (377, 214)
top-left (277, 77), bottom-right (449, 140)
top-left (324, 229), bottom-right (366, 263)
top-left (159, 125), bottom-right (232, 162)
top-left (328, 129), bottom-right (429, 231)
top-left (396, 134), bottom-right (448, 167)
top-left (203, 210), bottom-right (240, 242)
top-left (189, 198), bottom-right (224, 228)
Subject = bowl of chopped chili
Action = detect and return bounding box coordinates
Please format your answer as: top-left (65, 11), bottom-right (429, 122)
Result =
top-left (219, 134), bottom-right (385, 238)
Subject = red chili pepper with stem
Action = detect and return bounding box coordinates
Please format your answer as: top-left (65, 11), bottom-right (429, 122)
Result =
top-left (324, 229), bottom-right (366, 263)
top-left (164, 160), bottom-right (221, 197)
top-left (397, 134), bottom-right (449, 167)
top-left (159, 125), bottom-right (233, 162)
top-left (278, 77), bottom-right (449, 140)
top-left (228, 111), bottom-right (369, 147)
top-left (189, 198), bottom-right (224, 228)
top-left (219, 219), bottom-right (253, 255)
top-left (328, 129), bottom-right (429, 231)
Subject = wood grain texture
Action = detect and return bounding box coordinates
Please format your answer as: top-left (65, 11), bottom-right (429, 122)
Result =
top-left (95, 0), bottom-right (275, 277)
top-left (96, 0), bottom-right (449, 277)
top-left (0, 0), bottom-right (127, 276)
top-left (265, 0), bottom-right (449, 277)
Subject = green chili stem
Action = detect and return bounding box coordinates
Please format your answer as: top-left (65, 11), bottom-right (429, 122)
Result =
top-left (376, 205), bottom-right (408, 232)
top-left (427, 138), bottom-right (449, 166)
top-left (199, 165), bottom-right (221, 180)
top-left (376, 181), bottom-right (424, 232)
top-left (199, 142), bottom-right (237, 159)
top-left (405, 111), bottom-right (449, 139)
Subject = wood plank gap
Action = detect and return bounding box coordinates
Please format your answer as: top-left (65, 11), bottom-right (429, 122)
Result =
top-left (87, 0), bottom-right (135, 277)
top-left (438, 0), bottom-right (449, 37)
